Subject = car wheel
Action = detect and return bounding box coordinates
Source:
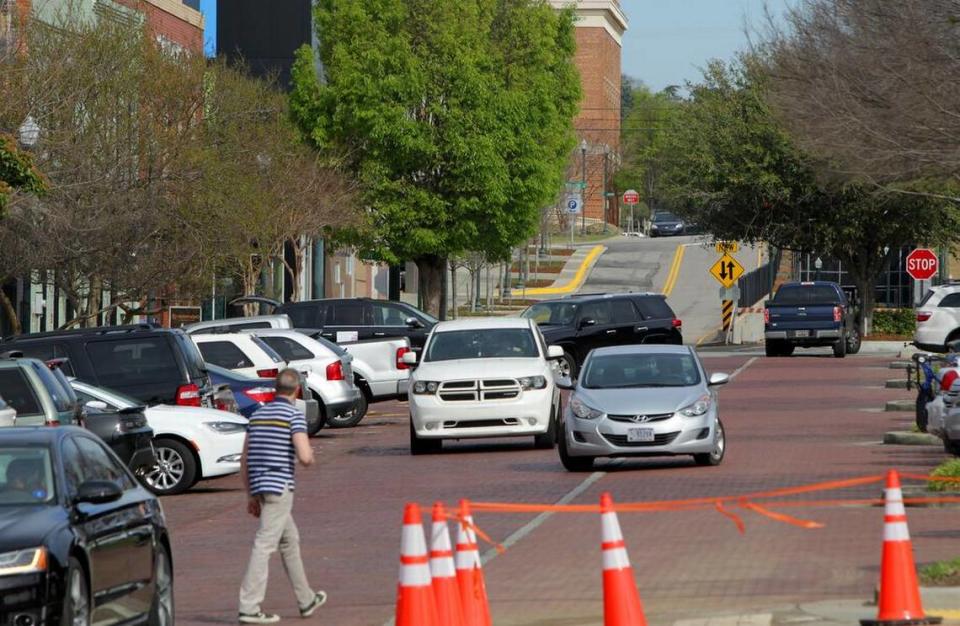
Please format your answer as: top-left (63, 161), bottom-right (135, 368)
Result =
top-left (765, 341), bottom-right (782, 357)
top-left (833, 333), bottom-right (847, 358)
top-left (533, 405), bottom-right (558, 449)
top-left (916, 388), bottom-right (932, 433)
top-left (558, 352), bottom-right (578, 380)
top-left (781, 343), bottom-right (795, 356)
top-left (63, 557), bottom-right (91, 626)
top-left (324, 392), bottom-right (366, 429)
top-left (846, 326), bottom-right (862, 354)
top-left (409, 420), bottom-right (442, 455)
top-left (558, 423), bottom-right (593, 472)
top-left (144, 439), bottom-right (197, 496)
top-left (149, 547), bottom-right (175, 626)
top-left (694, 420), bottom-right (725, 467)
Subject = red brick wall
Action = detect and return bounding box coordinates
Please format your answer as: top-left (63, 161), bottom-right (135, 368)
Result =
top-left (572, 27), bottom-right (621, 223)
top-left (116, 0), bottom-right (203, 54)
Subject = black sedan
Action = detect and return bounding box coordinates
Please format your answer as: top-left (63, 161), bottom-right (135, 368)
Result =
top-left (0, 427), bottom-right (172, 625)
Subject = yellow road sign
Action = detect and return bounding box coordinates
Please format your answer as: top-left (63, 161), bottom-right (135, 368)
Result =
top-left (715, 241), bottom-right (740, 254)
top-left (709, 253), bottom-right (745, 288)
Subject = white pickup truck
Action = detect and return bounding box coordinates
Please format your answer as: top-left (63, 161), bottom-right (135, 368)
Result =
top-left (184, 315), bottom-right (410, 421)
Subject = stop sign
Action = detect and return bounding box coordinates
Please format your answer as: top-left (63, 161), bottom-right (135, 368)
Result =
top-left (622, 189), bottom-right (639, 205)
top-left (906, 248), bottom-right (939, 280)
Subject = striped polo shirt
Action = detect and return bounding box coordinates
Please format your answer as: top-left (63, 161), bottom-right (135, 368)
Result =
top-left (246, 398), bottom-right (307, 496)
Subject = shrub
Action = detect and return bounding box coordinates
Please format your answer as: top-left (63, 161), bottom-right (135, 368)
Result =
top-left (927, 458), bottom-right (960, 492)
top-left (872, 308), bottom-right (916, 336)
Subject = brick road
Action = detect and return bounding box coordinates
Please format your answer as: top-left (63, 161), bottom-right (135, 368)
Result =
top-left (164, 350), bottom-right (956, 625)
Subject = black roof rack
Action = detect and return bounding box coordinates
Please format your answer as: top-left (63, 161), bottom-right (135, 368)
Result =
top-left (5, 323), bottom-right (163, 341)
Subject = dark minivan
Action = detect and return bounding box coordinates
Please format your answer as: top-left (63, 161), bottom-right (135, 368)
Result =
top-left (1, 324), bottom-right (215, 407)
top-left (521, 293), bottom-right (683, 378)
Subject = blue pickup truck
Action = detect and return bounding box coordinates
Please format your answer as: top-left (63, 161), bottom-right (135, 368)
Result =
top-left (764, 281), bottom-right (862, 358)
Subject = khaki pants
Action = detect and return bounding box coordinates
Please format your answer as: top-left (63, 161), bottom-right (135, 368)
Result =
top-left (239, 489), bottom-right (314, 614)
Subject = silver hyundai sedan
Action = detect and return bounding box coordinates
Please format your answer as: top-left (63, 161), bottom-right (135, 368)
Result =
top-left (556, 344), bottom-right (728, 471)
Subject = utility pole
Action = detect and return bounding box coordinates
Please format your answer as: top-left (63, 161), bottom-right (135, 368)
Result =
top-left (602, 147), bottom-right (609, 234)
top-left (580, 139), bottom-right (587, 235)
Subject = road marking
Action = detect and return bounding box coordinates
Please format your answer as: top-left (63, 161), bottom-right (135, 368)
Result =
top-left (730, 356), bottom-right (758, 380)
top-left (673, 613), bottom-right (772, 626)
top-left (523, 245), bottom-right (606, 296)
top-left (661, 243), bottom-right (687, 296)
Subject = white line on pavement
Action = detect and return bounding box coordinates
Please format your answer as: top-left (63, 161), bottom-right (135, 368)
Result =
top-left (730, 356), bottom-right (759, 380)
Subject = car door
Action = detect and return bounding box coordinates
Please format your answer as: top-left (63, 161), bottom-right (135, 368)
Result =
top-left (368, 300), bottom-right (418, 343)
top-left (69, 435), bottom-right (155, 622)
top-left (936, 293), bottom-right (960, 339)
top-left (318, 300), bottom-right (366, 343)
top-left (575, 300), bottom-right (617, 356)
top-left (609, 299), bottom-right (644, 347)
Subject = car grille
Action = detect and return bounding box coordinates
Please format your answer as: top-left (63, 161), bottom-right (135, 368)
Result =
top-left (438, 379), bottom-right (521, 402)
top-left (607, 412), bottom-right (674, 424)
top-left (601, 431), bottom-right (681, 447)
top-left (442, 418), bottom-right (521, 428)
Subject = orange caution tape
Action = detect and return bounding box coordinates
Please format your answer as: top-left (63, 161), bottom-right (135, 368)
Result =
top-left (715, 500), bottom-right (745, 534)
top-left (739, 501), bottom-right (825, 529)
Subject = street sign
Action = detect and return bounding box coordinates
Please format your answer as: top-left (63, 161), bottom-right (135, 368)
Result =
top-left (709, 253), bottom-right (745, 288)
top-left (565, 194), bottom-right (582, 215)
top-left (718, 286), bottom-right (741, 301)
top-left (715, 241), bottom-right (739, 254)
top-left (623, 189), bottom-right (639, 205)
top-left (906, 248), bottom-right (938, 281)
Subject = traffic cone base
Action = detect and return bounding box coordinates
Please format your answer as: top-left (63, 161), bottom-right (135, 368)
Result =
top-left (600, 492), bottom-right (647, 626)
top-left (861, 471), bottom-right (941, 626)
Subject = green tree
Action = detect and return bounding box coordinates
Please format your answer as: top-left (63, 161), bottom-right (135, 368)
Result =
top-left (0, 134), bottom-right (44, 215)
top-left (290, 0), bottom-right (579, 316)
top-left (657, 58), bottom-right (960, 332)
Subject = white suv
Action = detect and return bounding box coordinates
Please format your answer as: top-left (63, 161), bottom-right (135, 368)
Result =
top-left (915, 286), bottom-right (960, 352)
top-left (405, 317), bottom-right (564, 455)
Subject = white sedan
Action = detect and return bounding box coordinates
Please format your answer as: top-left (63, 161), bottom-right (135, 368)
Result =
top-left (71, 380), bottom-right (247, 495)
top-left (405, 317), bottom-right (564, 454)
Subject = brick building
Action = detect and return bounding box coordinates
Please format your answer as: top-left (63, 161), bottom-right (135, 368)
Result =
top-left (550, 0), bottom-right (628, 226)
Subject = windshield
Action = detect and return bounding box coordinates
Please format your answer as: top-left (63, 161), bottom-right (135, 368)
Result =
top-left (399, 303), bottom-right (437, 325)
top-left (582, 352), bottom-right (701, 389)
top-left (653, 212), bottom-right (680, 222)
top-left (0, 446), bottom-right (56, 505)
top-left (773, 285), bottom-right (841, 305)
top-left (424, 329), bottom-right (539, 362)
top-left (521, 302), bottom-right (579, 326)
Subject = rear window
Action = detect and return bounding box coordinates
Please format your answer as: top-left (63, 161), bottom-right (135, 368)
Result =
top-left (0, 368), bottom-right (42, 417)
top-left (250, 336), bottom-right (284, 363)
top-left (773, 285), bottom-right (842, 305)
top-left (197, 341), bottom-right (254, 369)
top-left (4, 342), bottom-right (75, 376)
top-left (260, 336), bottom-right (315, 362)
top-left (634, 296), bottom-right (675, 320)
top-left (85, 338), bottom-right (182, 387)
top-left (27, 362), bottom-right (73, 413)
top-left (328, 302), bottom-right (364, 326)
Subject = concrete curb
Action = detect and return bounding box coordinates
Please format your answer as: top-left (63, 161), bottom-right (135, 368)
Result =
top-left (886, 378), bottom-right (910, 389)
top-left (796, 588), bottom-right (960, 624)
top-left (521, 245), bottom-right (606, 297)
top-left (860, 340), bottom-right (911, 354)
top-left (883, 430), bottom-right (941, 445)
top-left (886, 398), bottom-right (915, 412)
top-left (890, 360), bottom-right (912, 370)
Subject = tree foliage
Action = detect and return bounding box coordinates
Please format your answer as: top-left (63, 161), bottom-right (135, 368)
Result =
top-left (290, 0), bottom-right (580, 315)
top-left (0, 134), bottom-right (45, 214)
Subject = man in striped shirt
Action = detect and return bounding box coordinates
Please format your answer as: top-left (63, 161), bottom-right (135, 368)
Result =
top-left (239, 369), bottom-right (326, 624)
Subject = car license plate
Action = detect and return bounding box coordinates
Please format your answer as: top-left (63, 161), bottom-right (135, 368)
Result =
top-left (627, 428), bottom-right (655, 442)
top-left (793, 330), bottom-right (810, 338)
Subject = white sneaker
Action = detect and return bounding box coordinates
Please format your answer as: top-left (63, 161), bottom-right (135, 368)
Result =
top-left (299, 591), bottom-right (328, 617)
top-left (239, 611), bottom-right (281, 624)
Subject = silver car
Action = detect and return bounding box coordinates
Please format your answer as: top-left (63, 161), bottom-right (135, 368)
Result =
top-left (556, 345), bottom-right (728, 471)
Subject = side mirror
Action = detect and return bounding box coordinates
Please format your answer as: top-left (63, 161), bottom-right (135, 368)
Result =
top-left (74, 480), bottom-right (123, 505)
top-left (402, 351), bottom-right (418, 366)
top-left (555, 375), bottom-right (575, 390)
top-left (547, 345), bottom-right (564, 360)
top-left (708, 373), bottom-right (730, 386)
top-left (578, 318), bottom-right (597, 330)
top-left (405, 317), bottom-right (425, 329)
top-left (84, 400), bottom-right (109, 412)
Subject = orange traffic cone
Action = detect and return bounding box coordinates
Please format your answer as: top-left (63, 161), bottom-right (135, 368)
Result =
top-left (600, 492), bottom-right (647, 626)
top-left (431, 502), bottom-right (466, 626)
top-left (395, 503), bottom-right (438, 626)
top-left (455, 499), bottom-right (492, 626)
top-left (861, 470), bottom-right (941, 625)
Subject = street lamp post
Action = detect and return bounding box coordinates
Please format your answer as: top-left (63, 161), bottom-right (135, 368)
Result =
top-left (814, 257), bottom-right (823, 281)
top-left (601, 145), bottom-right (609, 234)
top-left (580, 139), bottom-right (587, 235)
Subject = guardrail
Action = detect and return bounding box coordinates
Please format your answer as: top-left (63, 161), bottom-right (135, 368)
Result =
top-left (737, 249), bottom-right (781, 308)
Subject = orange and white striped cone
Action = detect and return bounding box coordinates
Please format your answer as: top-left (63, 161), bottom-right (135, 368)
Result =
top-left (431, 502), bottom-right (466, 626)
top-left (395, 503), bottom-right (438, 626)
top-left (455, 499), bottom-right (492, 626)
top-left (861, 471), bottom-right (941, 625)
top-left (600, 492), bottom-right (647, 626)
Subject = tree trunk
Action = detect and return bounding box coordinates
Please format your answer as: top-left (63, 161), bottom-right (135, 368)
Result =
top-left (450, 262), bottom-right (457, 320)
top-left (416, 255), bottom-right (446, 318)
top-left (0, 286), bottom-right (21, 335)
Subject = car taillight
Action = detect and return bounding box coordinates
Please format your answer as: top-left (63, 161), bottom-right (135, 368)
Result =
top-left (326, 361), bottom-right (344, 381)
top-left (671, 318), bottom-right (682, 329)
top-left (763, 308), bottom-right (770, 325)
top-left (176, 383), bottom-right (202, 407)
top-left (396, 347), bottom-right (411, 370)
top-left (833, 306), bottom-right (842, 323)
top-left (917, 311), bottom-right (932, 323)
top-left (45, 418), bottom-right (60, 427)
top-left (256, 368), bottom-right (278, 379)
top-left (243, 387), bottom-right (276, 404)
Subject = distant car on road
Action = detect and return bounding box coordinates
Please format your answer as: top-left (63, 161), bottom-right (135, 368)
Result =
top-left (0, 427), bottom-right (173, 625)
top-left (520, 293), bottom-right (682, 379)
top-left (764, 281), bottom-right (861, 358)
top-left (649, 211), bottom-right (686, 237)
top-left (555, 345), bottom-right (729, 471)
top-left (405, 317), bottom-right (564, 454)
top-left (914, 285), bottom-right (960, 353)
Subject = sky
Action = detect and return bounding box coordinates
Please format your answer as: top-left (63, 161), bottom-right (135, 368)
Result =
top-left (198, 0), bottom-right (791, 90)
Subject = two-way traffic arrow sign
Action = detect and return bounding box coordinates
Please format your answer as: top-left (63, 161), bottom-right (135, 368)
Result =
top-left (709, 253), bottom-right (745, 288)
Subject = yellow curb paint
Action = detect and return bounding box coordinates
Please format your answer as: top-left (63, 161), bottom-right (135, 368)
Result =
top-left (522, 245), bottom-right (606, 296)
top-left (928, 610), bottom-right (960, 619)
top-left (661, 244), bottom-right (686, 296)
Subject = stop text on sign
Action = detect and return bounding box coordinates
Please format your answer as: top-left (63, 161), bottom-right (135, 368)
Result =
top-left (906, 248), bottom-right (939, 281)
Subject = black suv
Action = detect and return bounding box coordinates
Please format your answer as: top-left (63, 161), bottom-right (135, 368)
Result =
top-left (520, 293), bottom-right (683, 377)
top-left (1, 324), bottom-right (215, 407)
top-left (234, 296), bottom-right (438, 350)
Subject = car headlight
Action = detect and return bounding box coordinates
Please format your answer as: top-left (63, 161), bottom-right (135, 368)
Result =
top-left (651, 224), bottom-right (659, 229)
top-left (570, 396), bottom-right (603, 419)
top-left (518, 376), bottom-right (547, 390)
top-left (0, 547), bottom-right (46, 576)
top-left (680, 395), bottom-right (712, 417)
top-left (413, 381), bottom-right (439, 395)
top-left (204, 421), bottom-right (248, 434)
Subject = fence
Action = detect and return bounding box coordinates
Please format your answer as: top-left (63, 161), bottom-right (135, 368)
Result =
top-left (737, 248), bottom-right (781, 308)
